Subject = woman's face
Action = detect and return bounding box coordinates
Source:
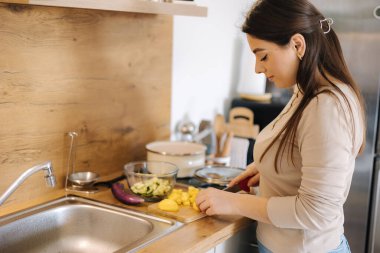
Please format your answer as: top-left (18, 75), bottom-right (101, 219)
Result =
top-left (247, 35), bottom-right (299, 88)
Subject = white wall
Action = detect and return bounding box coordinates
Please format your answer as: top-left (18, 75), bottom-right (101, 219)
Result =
top-left (171, 0), bottom-right (265, 134)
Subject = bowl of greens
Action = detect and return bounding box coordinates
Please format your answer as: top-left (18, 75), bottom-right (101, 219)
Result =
top-left (124, 161), bottom-right (178, 202)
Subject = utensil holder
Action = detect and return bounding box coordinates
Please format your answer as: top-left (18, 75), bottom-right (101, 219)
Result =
top-left (65, 131), bottom-right (99, 193)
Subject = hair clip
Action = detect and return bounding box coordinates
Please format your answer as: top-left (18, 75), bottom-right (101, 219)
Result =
top-left (320, 18), bottom-right (334, 34)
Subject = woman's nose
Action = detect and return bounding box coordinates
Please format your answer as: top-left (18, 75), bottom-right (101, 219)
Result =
top-left (255, 63), bottom-right (265, 74)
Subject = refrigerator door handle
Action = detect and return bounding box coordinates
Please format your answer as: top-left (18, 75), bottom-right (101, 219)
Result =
top-left (369, 158), bottom-right (380, 253)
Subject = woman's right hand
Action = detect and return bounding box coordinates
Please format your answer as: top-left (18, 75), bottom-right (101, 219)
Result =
top-left (228, 162), bottom-right (260, 188)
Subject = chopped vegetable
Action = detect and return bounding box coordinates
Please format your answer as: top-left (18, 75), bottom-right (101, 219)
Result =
top-left (130, 177), bottom-right (172, 198)
top-left (158, 199), bottom-right (179, 212)
top-left (160, 186), bottom-right (201, 212)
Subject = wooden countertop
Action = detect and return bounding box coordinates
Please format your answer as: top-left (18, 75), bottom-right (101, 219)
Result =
top-left (0, 175), bottom-right (253, 253)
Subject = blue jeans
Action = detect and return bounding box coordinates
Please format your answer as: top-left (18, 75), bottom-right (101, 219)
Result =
top-left (329, 235), bottom-right (351, 253)
top-left (257, 240), bottom-right (272, 253)
top-left (258, 235), bottom-right (351, 253)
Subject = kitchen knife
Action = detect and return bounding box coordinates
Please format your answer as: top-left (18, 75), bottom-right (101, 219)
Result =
top-left (223, 177), bottom-right (251, 193)
top-left (93, 175), bottom-right (126, 188)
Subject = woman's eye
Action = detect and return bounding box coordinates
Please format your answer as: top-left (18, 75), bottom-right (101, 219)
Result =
top-left (260, 54), bottom-right (268, 61)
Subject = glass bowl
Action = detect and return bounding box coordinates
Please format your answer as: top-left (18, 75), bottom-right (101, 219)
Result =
top-left (124, 161), bottom-right (178, 202)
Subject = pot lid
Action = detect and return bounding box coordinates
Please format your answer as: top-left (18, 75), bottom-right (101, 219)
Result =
top-left (146, 141), bottom-right (206, 156)
top-left (194, 165), bottom-right (244, 186)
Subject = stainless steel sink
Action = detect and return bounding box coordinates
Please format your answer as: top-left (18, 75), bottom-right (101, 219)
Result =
top-left (0, 195), bottom-right (183, 253)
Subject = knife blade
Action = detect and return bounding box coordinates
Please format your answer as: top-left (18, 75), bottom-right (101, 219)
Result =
top-left (223, 177), bottom-right (251, 193)
top-left (223, 183), bottom-right (241, 193)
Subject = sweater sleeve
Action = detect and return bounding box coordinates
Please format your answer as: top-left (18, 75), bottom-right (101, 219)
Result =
top-left (266, 92), bottom-right (357, 230)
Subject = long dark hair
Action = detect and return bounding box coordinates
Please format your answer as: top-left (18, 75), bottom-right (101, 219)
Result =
top-left (242, 0), bottom-right (366, 172)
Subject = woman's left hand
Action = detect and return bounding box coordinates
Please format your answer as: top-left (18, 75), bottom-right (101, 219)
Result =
top-left (195, 187), bottom-right (239, 216)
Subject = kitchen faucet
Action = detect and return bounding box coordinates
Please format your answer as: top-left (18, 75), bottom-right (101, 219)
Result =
top-left (0, 161), bottom-right (56, 206)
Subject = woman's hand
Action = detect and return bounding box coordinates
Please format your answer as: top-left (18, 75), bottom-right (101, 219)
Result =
top-left (195, 188), bottom-right (239, 216)
top-left (228, 162), bottom-right (260, 188)
top-left (194, 162), bottom-right (262, 217)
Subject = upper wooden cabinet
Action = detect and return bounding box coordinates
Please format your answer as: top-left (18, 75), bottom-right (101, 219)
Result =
top-left (0, 0), bottom-right (208, 17)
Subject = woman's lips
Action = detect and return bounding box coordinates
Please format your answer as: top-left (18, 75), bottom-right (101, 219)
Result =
top-left (267, 76), bottom-right (274, 81)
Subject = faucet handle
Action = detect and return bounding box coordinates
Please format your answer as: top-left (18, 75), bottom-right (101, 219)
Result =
top-left (43, 161), bottom-right (56, 187)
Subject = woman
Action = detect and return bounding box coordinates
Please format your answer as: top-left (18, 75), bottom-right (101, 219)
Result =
top-left (195, 0), bottom-right (366, 252)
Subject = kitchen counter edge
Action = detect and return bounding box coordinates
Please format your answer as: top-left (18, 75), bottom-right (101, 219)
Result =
top-left (0, 183), bottom-right (254, 253)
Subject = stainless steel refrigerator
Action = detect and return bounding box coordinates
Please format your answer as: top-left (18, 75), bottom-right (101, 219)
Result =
top-left (310, 1), bottom-right (380, 252)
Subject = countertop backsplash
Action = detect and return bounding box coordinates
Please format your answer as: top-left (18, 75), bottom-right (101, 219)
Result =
top-left (0, 3), bottom-right (172, 209)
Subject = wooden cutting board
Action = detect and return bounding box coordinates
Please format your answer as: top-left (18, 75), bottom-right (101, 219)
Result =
top-left (147, 203), bottom-right (206, 223)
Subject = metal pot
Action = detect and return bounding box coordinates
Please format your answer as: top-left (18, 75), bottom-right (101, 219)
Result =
top-left (146, 141), bottom-right (206, 178)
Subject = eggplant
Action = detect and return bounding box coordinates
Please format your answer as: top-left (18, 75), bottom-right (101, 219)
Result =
top-left (111, 183), bottom-right (144, 205)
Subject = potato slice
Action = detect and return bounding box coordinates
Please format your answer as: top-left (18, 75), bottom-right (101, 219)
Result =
top-left (160, 186), bottom-right (201, 212)
top-left (158, 199), bottom-right (179, 212)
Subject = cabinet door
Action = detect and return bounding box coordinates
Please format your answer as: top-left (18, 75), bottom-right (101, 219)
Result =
top-left (215, 221), bottom-right (258, 253)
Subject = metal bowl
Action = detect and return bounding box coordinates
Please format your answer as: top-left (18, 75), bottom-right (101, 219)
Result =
top-left (194, 165), bottom-right (244, 186)
top-left (68, 172), bottom-right (99, 186)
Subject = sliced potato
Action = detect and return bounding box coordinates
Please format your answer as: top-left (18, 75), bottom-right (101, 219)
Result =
top-left (158, 199), bottom-right (179, 212)
top-left (159, 186), bottom-right (201, 212)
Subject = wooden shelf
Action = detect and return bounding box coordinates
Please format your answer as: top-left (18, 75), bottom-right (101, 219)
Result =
top-left (0, 0), bottom-right (208, 17)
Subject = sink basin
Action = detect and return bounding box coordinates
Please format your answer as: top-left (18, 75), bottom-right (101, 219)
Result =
top-left (0, 195), bottom-right (183, 253)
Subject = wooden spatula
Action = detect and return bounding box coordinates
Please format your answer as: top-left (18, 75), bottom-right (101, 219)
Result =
top-left (221, 131), bottom-right (234, 157)
top-left (213, 114), bottom-right (225, 156)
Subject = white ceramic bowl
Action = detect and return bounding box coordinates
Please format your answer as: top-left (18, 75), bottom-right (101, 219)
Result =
top-left (146, 141), bottom-right (206, 178)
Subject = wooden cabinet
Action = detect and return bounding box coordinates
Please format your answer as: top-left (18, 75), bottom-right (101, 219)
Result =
top-left (0, 0), bottom-right (207, 17)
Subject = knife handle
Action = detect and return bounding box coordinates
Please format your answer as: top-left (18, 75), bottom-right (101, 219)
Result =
top-left (238, 177), bottom-right (251, 193)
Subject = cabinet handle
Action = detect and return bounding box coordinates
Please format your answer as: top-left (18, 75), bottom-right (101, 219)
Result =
top-left (249, 243), bottom-right (259, 248)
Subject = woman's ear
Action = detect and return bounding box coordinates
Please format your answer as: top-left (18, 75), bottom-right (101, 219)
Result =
top-left (291, 33), bottom-right (306, 60)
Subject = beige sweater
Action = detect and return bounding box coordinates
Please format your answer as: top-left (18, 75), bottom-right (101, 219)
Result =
top-left (254, 84), bottom-right (363, 253)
